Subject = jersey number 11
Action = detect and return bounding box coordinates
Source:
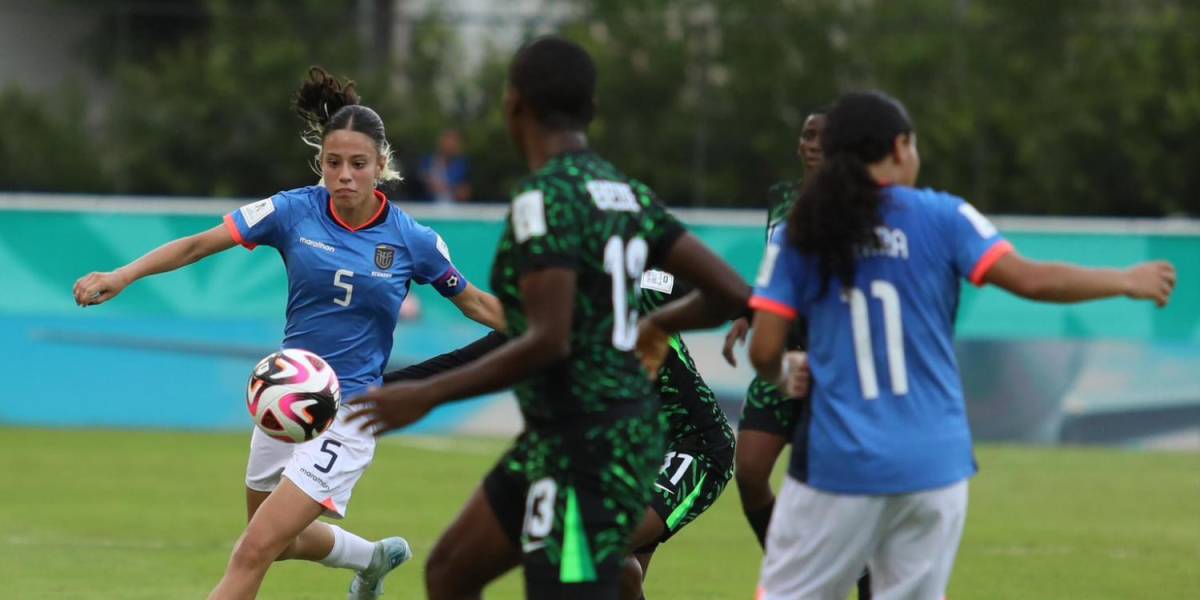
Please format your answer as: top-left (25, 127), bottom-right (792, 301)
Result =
top-left (843, 280), bottom-right (908, 400)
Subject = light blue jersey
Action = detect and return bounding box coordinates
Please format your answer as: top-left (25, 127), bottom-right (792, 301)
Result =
top-left (224, 186), bottom-right (467, 397)
top-left (751, 186), bottom-right (1013, 494)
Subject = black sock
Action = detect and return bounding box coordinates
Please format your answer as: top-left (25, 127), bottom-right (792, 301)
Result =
top-left (744, 499), bottom-right (775, 549)
top-left (856, 570), bottom-right (872, 599)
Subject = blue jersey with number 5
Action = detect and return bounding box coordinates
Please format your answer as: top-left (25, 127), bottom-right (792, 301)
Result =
top-left (750, 185), bottom-right (1013, 494)
top-left (224, 186), bottom-right (468, 397)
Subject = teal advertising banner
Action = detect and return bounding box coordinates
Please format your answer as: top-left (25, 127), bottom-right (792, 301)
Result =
top-left (1, 199), bottom-right (1197, 444)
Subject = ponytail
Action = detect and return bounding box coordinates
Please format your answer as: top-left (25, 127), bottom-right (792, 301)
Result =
top-left (788, 153), bottom-right (883, 294)
top-left (294, 66), bottom-right (360, 136)
top-left (293, 66), bottom-right (401, 183)
top-left (786, 91), bottom-right (914, 295)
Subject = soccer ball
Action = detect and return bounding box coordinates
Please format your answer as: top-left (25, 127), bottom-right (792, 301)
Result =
top-left (246, 349), bottom-right (341, 443)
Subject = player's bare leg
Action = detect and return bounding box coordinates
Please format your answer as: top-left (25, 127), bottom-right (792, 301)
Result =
top-left (425, 486), bottom-right (521, 600)
top-left (619, 507), bottom-right (667, 600)
top-left (210, 479), bottom-right (326, 599)
top-left (245, 487), bottom-right (336, 561)
top-left (734, 430), bottom-right (788, 547)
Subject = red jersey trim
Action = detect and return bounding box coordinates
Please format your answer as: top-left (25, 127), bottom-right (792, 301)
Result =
top-left (222, 214), bottom-right (256, 250)
top-left (329, 189), bottom-right (388, 232)
top-left (969, 240), bottom-right (1014, 287)
top-left (749, 296), bottom-right (798, 320)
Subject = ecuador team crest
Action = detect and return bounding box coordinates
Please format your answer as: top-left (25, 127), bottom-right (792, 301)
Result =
top-left (374, 245), bottom-right (396, 270)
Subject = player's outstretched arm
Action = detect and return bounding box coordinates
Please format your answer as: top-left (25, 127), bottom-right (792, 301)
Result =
top-left (349, 268), bottom-right (575, 434)
top-left (382, 331), bottom-right (509, 384)
top-left (448, 284), bottom-right (508, 332)
top-left (983, 253), bottom-right (1176, 307)
top-left (73, 224), bottom-right (237, 307)
top-left (634, 233), bottom-right (749, 373)
top-left (644, 233), bottom-right (751, 332)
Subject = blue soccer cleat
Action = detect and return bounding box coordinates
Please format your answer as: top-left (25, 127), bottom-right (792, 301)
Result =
top-left (348, 536), bottom-right (412, 600)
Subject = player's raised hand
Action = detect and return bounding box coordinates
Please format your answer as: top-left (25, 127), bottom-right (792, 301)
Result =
top-left (347, 382), bottom-right (437, 436)
top-left (722, 317), bottom-right (750, 367)
top-left (73, 270), bottom-right (130, 307)
top-left (635, 319), bottom-right (671, 378)
top-left (1125, 261), bottom-right (1177, 307)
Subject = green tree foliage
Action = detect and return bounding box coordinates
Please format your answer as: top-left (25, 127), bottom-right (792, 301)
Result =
top-left (0, 85), bottom-right (109, 193)
top-left (105, 0), bottom-right (364, 197)
top-left (559, 0), bottom-right (1200, 215)
top-left (3, 0), bottom-right (1197, 216)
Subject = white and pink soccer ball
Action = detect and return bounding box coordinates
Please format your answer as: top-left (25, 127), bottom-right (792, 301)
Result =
top-left (246, 349), bottom-right (341, 443)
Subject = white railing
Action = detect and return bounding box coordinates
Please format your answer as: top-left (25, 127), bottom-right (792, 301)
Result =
top-left (2, 192), bottom-right (1198, 234)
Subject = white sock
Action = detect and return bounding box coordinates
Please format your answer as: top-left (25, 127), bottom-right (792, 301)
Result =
top-left (319, 524), bottom-right (376, 571)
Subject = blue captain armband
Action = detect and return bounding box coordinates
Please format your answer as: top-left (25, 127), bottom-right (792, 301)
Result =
top-left (431, 265), bottom-right (468, 297)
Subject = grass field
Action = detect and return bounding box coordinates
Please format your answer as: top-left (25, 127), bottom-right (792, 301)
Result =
top-left (1, 428), bottom-right (1196, 599)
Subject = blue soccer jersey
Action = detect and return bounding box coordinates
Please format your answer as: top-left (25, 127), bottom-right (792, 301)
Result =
top-left (751, 186), bottom-right (1014, 494)
top-left (224, 186), bottom-right (468, 397)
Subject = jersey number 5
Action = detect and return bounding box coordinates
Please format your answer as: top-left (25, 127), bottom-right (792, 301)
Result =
top-left (333, 269), bottom-right (354, 307)
top-left (843, 280), bottom-right (908, 400)
top-left (603, 235), bottom-right (648, 351)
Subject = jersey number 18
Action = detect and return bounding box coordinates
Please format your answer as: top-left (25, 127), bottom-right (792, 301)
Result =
top-left (603, 235), bottom-right (648, 351)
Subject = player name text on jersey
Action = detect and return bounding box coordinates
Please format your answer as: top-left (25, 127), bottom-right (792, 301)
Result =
top-left (859, 226), bottom-right (909, 260)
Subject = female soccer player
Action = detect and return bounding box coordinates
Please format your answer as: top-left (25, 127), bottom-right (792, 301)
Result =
top-left (745, 91), bottom-right (1176, 599)
top-left (72, 67), bottom-right (505, 600)
top-left (721, 109), bottom-right (828, 543)
top-left (723, 109), bottom-right (873, 598)
top-left (348, 36), bottom-right (748, 599)
top-left (377, 270), bottom-right (736, 600)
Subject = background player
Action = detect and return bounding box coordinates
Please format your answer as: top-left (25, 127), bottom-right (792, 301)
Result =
top-left (377, 269), bottom-right (737, 600)
top-left (723, 108), bottom-right (872, 598)
top-left (623, 269), bottom-right (735, 600)
top-left (348, 36), bottom-right (748, 599)
top-left (722, 109), bottom-right (827, 547)
top-left (72, 67), bottom-right (506, 600)
top-left (746, 91), bottom-right (1176, 599)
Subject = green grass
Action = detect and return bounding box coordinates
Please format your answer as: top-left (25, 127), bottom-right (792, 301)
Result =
top-left (1, 428), bottom-right (1196, 599)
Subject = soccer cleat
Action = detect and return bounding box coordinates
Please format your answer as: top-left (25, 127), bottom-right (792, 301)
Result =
top-left (348, 536), bottom-right (412, 600)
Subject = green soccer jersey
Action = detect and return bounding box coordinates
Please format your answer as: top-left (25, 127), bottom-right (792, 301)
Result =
top-left (766, 179), bottom-right (800, 240)
top-left (638, 273), bottom-right (735, 454)
top-left (490, 151), bottom-right (685, 423)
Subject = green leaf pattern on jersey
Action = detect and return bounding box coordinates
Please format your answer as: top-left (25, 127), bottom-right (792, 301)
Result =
top-left (491, 151), bottom-right (684, 421)
top-left (639, 287), bottom-right (734, 454)
top-left (766, 179), bottom-right (801, 239)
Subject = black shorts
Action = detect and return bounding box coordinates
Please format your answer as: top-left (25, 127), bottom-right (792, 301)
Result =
top-left (737, 375), bottom-right (807, 437)
top-left (482, 407), bottom-right (664, 599)
top-left (639, 431), bottom-right (734, 551)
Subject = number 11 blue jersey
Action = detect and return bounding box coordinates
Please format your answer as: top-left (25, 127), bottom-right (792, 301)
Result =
top-left (751, 186), bottom-right (1013, 494)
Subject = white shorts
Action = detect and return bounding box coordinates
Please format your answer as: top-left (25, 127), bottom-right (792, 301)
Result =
top-left (244, 407), bottom-right (376, 519)
top-left (758, 476), bottom-right (968, 600)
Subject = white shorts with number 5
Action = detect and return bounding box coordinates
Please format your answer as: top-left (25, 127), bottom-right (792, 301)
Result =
top-left (244, 406), bottom-right (376, 519)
